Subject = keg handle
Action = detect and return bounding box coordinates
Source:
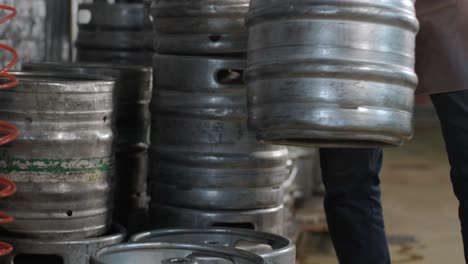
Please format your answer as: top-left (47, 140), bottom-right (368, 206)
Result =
top-left (188, 250), bottom-right (263, 264)
top-left (214, 69), bottom-right (244, 86)
top-left (161, 257), bottom-right (198, 264)
top-left (202, 237), bottom-right (271, 249)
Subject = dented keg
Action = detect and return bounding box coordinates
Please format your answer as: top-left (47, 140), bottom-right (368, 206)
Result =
top-left (245, 0), bottom-right (419, 147)
top-left (130, 228), bottom-right (296, 264)
top-left (91, 242), bottom-right (264, 264)
top-left (0, 225), bottom-right (126, 264)
top-left (0, 72), bottom-right (115, 239)
top-left (150, 204), bottom-right (285, 235)
top-left (152, 0), bottom-right (249, 54)
top-left (150, 55), bottom-right (289, 210)
top-left (23, 62), bottom-right (152, 233)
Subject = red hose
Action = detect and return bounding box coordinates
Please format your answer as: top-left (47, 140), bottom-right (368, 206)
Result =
top-left (0, 4), bottom-right (18, 257)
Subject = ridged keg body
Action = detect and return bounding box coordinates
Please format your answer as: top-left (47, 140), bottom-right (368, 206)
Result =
top-left (77, 2), bottom-right (153, 66)
top-left (152, 0), bottom-right (249, 54)
top-left (150, 55), bottom-right (290, 210)
top-left (245, 0), bottom-right (419, 147)
top-left (23, 62), bottom-right (152, 233)
top-left (0, 72), bottom-right (116, 239)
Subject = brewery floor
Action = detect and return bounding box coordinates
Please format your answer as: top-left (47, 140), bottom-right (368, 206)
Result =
top-left (297, 104), bottom-right (464, 263)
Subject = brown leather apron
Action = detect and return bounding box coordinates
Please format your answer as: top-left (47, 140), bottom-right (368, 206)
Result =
top-left (415, 0), bottom-right (468, 94)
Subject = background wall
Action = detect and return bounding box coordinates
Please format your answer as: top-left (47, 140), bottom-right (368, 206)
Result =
top-left (0, 0), bottom-right (80, 69)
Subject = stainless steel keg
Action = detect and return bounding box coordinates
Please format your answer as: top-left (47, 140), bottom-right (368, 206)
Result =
top-left (23, 62), bottom-right (152, 233)
top-left (150, 204), bottom-right (285, 235)
top-left (91, 242), bottom-right (265, 264)
top-left (0, 72), bottom-right (115, 239)
top-left (130, 228), bottom-right (296, 264)
top-left (76, 30), bottom-right (154, 50)
top-left (0, 225), bottom-right (126, 264)
top-left (76, 2), bottom-right (153, 66)
top-left (150, 55), bottom-right (289, 210)
top-left (77, 2), bottom-right (151, 30)
top-left (245, 0), bottom-right (419, 147)
top-left (152, 0), bottom-right (249, 54)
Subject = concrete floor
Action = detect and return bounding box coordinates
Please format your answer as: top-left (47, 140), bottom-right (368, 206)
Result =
top-left (301, 111), bottom-right (464, 263)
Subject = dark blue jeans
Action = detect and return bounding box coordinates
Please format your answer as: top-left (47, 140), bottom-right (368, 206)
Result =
top-left (432, 90), bottom-right (468, 260)
top-left (321, 89), bottom-right (468, 264)
top-left (320, 148), bottom-right (390, 264)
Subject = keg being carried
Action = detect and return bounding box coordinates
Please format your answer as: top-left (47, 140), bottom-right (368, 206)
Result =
top-left (245, 0), bottom-right (419, 148)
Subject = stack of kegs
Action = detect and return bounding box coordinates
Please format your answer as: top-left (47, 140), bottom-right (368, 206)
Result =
top-left (0, 72), bottom-right (125, 264)
top-left (23, 62), bottom-right (153, 235)
top-left (148, 0), bottom-right (291, 235)
top-left (76, 0), bottom-right (153, 66)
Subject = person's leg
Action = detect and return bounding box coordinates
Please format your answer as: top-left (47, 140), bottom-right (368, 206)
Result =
top-left (431, 90), bottom-right (468, 259)
top-left (320, 148), bottom-right (390, 264)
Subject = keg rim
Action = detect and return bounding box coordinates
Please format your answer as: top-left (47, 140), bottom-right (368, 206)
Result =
top-left (0, 224), bottom-right (126, 245)
top-left (245, 0), bottom-right (419, 32)
top-left (2, 71), bottom-right (116, 93)
top-left (129, 228), bottom-right (295, 259)
top-left (23, 61), bottom-right (152, 75)
top-left (79, 2), bottom-right (145, 8)
top-left (151, 0), bottom-right (250, 18)
top-left (151, 203), bottom-right (285, 214)
top-left (255, 131), bottom-right (408, 148)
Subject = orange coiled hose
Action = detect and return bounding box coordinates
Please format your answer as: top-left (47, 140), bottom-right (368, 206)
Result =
top-left (0, 4), bottom-right (19, 257)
